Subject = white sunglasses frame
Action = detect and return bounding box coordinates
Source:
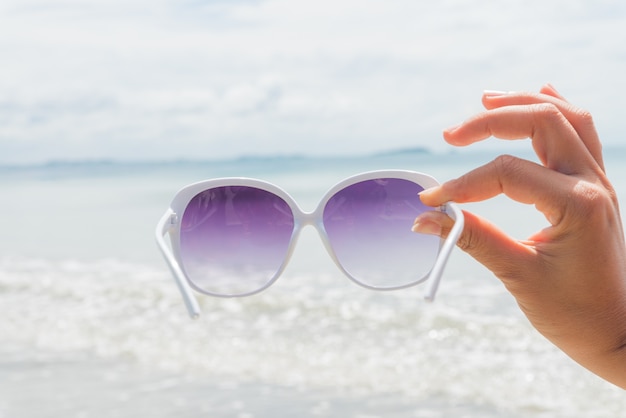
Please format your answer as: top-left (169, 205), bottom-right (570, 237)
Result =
top-left (156, 170), bottom-right (464, 318)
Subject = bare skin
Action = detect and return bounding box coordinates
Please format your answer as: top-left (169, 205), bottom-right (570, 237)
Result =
top-left (412, 84), bottom-right (626, 389)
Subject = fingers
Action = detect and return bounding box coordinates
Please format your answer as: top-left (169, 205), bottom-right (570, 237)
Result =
top-left (415, 155), bottom-right (576, 279)
top-left (418, 84), bottom-right (609, 284)
top-left (443, 102), bottom-right (599, 176)
top-left (539, 83), bottom-right (567, 101)
top-left (420, 155), bottom-right (570, 227)
top-left (412, 209), bottom-right (538, 281)
top-left (414, 86), bottom-right (626, 385)
top-left (480, 85), bottom-right (604, 170)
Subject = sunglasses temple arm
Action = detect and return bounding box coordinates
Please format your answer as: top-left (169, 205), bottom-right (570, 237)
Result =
top-left (155, 210), bottom-right (201, 319)
top-left (423, 202), bottom-right (464, 301)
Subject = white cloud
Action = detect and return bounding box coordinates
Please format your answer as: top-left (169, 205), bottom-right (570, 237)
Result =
top-left (1, 0), bottom-right (626, 163)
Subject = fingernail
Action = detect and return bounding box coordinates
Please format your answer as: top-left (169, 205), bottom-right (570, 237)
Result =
top-left (483, 90), bottom-right (507, 97)
top-left (545, 82), bottom-right (558, 92)
top-left (418, 186), bottom-right (441, 200)
top-left (418, 188), bottom-right (434, 204)
top-left (544, 83), bottom-right (563, 97)
top-left (411, 218), bottom-right (442, 236)
top-left (443, 124), bottom-right (461, 134)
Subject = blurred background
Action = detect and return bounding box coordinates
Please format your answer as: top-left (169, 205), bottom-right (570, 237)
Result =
top-left (1, 0), bottom-right (626, 165)
top-left (2, 1), bottom-right (626, 417)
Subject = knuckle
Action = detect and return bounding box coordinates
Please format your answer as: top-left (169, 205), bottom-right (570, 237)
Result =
top-left (456, 223), bottom-right (482, 253)
top-left (492, 154), bottom-right (526, 188)
top-left (571, 181), bottom-right (616, 219)
top-left (530, 103), bottom-right (567, 131)
top-left (573, 107), bottom-right (600, 142)
top-left (531, 102), bottom-right (562, 120)
top-left (493, 154), bottom-right (522, 172)
top-left (456, 235), bottom-right (475, 253)
top-left (574, 107), bottom-right (594, 125)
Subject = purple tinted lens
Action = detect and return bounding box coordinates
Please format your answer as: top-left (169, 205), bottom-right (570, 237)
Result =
top-left (323, 178), bottom-right (439, 288)
top-left (179, 186), bottom-right (294, 296)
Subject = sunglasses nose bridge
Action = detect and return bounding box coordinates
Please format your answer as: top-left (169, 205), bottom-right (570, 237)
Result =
top-left (294, 209), bottom-right (327, 241)
top-left (298, 209), bottom-right (319, 228)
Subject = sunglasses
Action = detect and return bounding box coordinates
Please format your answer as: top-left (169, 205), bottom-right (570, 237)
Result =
top-left (156, 170), bottom-right (463, 318)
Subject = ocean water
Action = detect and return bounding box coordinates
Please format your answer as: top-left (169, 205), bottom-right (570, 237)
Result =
top-left (1, 150), bottom-right (625, 417)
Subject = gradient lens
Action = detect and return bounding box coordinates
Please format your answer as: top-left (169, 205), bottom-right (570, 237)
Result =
top-left (323, 178), bottom-right (439, 288)
top-left (179, 186), bottom-right (294, 296)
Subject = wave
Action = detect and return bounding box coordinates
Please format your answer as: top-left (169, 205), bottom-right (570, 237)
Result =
top-left (0, 256), bottom-right (623, 416)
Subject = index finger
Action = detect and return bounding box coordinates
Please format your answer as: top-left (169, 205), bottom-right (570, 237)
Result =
top-left (420, 155), bottom-right (572, 228)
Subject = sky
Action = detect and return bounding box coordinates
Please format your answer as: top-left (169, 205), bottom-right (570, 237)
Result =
top-left (1, 0), bottom-right (626, 164)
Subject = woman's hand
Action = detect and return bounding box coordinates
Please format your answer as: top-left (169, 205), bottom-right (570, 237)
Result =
top-left (413, 84), bottom-right (626, 388)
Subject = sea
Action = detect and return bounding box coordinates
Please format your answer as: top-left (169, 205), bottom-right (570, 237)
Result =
top-left (1, 148), bottom-right (625, 417)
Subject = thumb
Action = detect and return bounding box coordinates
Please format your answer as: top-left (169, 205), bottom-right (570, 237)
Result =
top-left (413, 209), bottom-right (537, 282)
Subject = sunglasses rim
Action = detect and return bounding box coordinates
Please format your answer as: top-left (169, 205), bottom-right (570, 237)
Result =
top-left (169, 170), bottom-right (441, 294)
top-left (156, 170), bottom-right (463, 318)
top-left (168, 170), bottom-right (440, 215)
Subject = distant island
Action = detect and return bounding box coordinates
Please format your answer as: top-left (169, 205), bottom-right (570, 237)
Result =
top-left (372, 147), bottom-right (431, 157)
top-left (225, 147), bottom-right (432, 164)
